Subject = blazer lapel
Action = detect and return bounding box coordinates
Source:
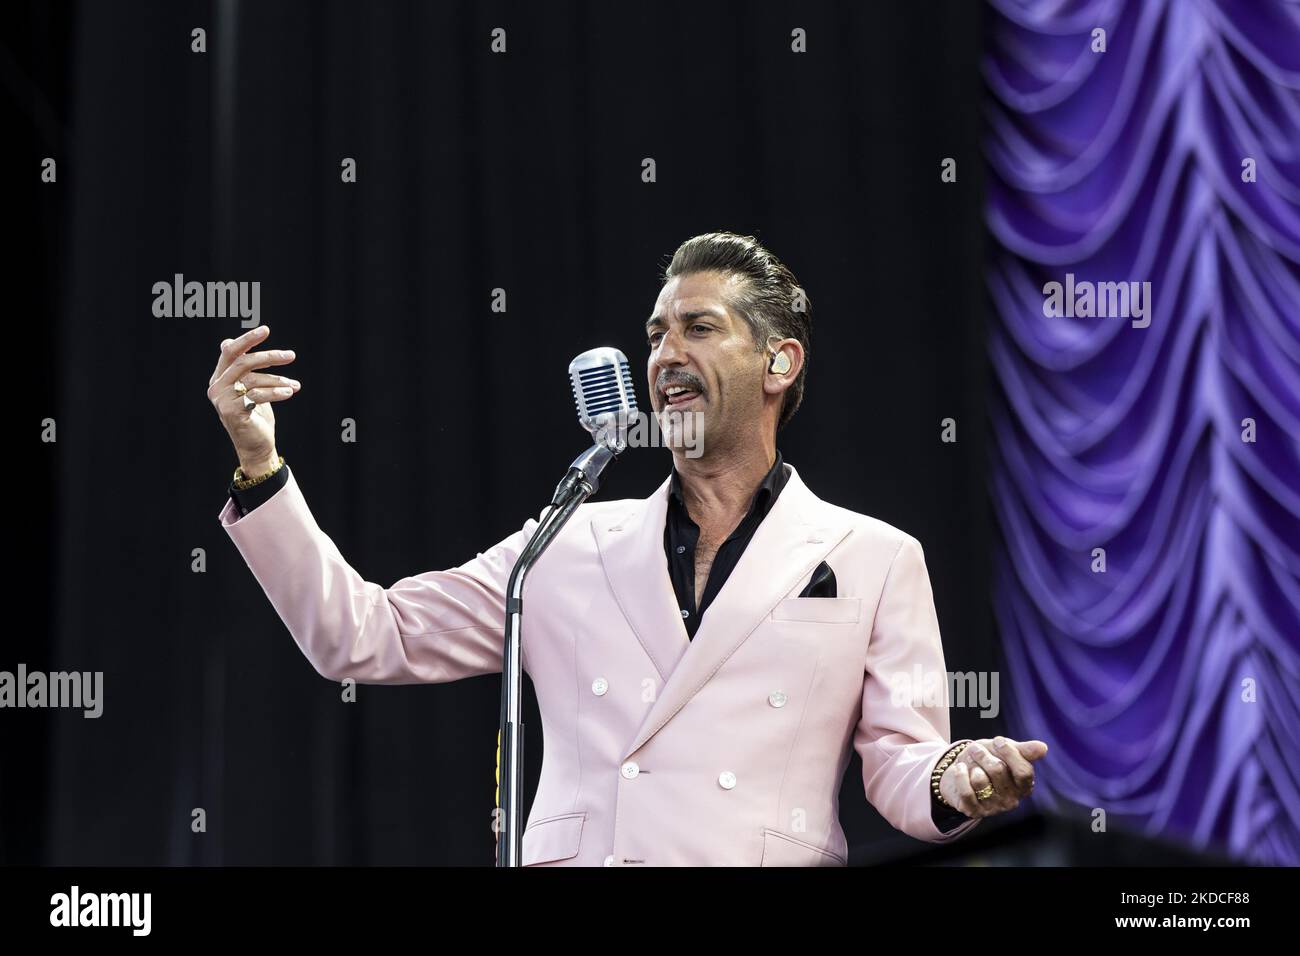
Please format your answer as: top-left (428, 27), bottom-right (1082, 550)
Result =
top-left (592, 475), bottom-right (691, 685)
top-left (620, 465), bottom-right (853, 760)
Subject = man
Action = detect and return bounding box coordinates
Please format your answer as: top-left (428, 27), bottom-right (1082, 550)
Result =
top-left (208, 231), bottom-right (1046, 866)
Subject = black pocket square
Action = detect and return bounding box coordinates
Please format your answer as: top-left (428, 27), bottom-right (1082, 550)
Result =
top-left (798, 561), bottom-right (837, 598)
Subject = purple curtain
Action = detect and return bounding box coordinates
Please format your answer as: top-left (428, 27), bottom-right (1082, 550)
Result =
top-left (985, 0), bottom-right (1300, 864)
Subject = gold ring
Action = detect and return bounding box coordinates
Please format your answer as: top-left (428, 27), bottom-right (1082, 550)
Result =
top-left (232, 380), bottom-right (256, 410)
top-left (975, 785), bottom-right (995, 801)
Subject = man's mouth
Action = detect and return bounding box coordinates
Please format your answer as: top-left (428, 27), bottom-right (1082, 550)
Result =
top-left (662, 385), bottom-right (702, 407)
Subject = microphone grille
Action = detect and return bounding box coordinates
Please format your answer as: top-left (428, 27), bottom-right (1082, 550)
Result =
top-left (568, 347), bottom-right (638, 437)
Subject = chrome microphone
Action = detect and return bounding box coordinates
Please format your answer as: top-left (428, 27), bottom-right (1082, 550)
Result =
top-left (553, 347), bottom-right (638, 505)
top-left (568, 346), bottom-right (639, 453)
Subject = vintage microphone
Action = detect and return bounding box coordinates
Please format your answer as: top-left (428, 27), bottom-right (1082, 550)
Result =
top-left (495, 347), bottom-right (638, 866)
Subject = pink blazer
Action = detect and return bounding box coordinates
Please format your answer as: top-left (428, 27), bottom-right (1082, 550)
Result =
top-left (220, 463), bottom-right (981, 865)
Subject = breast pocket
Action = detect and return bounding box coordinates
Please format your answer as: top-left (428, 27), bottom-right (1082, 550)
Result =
top-left (770, 597), bottom-right (861, 624)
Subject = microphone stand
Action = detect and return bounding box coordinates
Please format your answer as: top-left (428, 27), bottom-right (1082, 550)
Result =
top-left (496, 442), bottom-right (617, 866)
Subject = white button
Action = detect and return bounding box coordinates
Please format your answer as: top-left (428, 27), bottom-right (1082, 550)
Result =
top-left (681, 609), bottom-right (689, 618)
top-left (591, 677), bottom-right (608, 696)
top-left (621, 761), bottom-right (640, 779)
top-left (768, 691), bottom-right (788, 708)
top-left (603, 855), bottom-right (615, 867)
top-left (718, 771), bottom-right (737, 790)
top-left (676, 545), bottom-right (686, 554)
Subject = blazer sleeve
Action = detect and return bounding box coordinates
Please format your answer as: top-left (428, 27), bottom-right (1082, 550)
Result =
top-left (853, 534), bottom-right (982, 843)
top-left (218, 467), bottom-right (540, 685)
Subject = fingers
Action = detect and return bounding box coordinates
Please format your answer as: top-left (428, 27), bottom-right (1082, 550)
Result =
top-left (210, 325), bottom-right (270, 385)
top-left (211, 346), bottom-right (297, 392)
top-left (1015, 739), bottom-right (1049, 762)
top-left (242, 385), bottom-right (298, 405)
top-left (949, 761), bottom-right (983, 818)
top-left (967, 740), bottom-right (1015, 796)
top-left (205, 325), bottom-right (302, 420)
top-left (235, 372), bottom-right (302, 391)
top-left (993, 736), bottom-right (1036, 795)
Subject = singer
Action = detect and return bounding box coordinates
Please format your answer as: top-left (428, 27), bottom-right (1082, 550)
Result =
top-left (208, 231), bottom-right (1046, 866)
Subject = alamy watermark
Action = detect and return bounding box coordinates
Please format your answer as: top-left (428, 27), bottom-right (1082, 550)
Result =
top-left (1, 664), bottom-right (103, 718)
top-left (593, 408), bottom-right (705, 459)
top-left (152, 273), bottom-right (260, 327)
top-left (1042, 273), bottom-right (1151, 328)
top-left (888, 665), bottom-right (1000, 718)
top-left (50, 886), bottom-right (150, 936)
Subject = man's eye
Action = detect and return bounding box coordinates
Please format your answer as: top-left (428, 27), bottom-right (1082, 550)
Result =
top-left (647, 333), bottom-right (663, 347)
top-left (691, 325), bottom-right (711, 334)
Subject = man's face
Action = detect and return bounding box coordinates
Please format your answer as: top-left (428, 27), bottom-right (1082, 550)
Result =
top-left (645, 270), bottom-right (767, 456)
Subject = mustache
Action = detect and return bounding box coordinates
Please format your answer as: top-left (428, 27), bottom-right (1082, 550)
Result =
top-left (655, 372), bottom-right (705, 395)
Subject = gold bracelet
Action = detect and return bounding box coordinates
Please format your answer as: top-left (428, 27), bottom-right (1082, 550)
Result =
top-left (931, 740), bottom-right (971, 808)
top-left (232, 455), bottom-right (285, 491)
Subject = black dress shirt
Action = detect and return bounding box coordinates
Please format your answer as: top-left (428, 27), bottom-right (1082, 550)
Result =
top-left (221, 453), bottom-right (969, 833)
top-left (663, 451), bottom-right (790, 641)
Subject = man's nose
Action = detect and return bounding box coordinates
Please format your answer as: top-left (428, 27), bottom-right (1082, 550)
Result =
top-left (653, 328), bottom-right (688, 366)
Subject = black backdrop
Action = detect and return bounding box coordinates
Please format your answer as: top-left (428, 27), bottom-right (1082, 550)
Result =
top-left (8, 0), bottom-right (997, 865)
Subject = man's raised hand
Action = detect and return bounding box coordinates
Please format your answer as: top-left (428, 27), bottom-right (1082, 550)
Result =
top-left (207, 325), bottom-right (300, 477)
